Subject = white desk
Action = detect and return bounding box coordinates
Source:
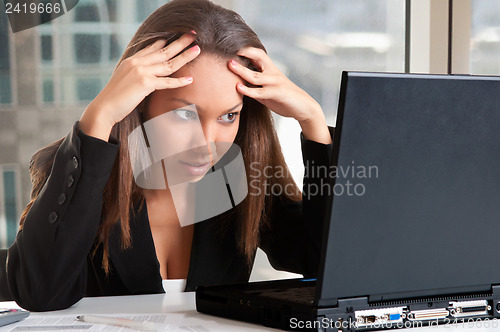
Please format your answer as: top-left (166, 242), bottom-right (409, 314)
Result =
top-left (0, 293), bottom-right (279, 331)
top-left (1, 293), bottom-right (500, 331)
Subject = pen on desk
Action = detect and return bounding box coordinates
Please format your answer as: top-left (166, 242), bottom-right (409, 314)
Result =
top-left (76, 314), bottom-right (159, 331)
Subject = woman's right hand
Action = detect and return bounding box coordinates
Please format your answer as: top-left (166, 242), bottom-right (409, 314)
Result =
top-left (79, 33), bottom-right (200, 141)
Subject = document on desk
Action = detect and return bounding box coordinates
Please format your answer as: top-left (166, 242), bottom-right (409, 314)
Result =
top-left (1, 313), bottom-right (218, 332)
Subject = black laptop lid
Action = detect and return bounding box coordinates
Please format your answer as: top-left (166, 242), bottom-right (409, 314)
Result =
top-left (316, 72), bottom-right (500, 307)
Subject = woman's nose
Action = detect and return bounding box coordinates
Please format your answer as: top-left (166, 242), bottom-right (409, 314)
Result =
top-left (200, 123), bottom-right (217, 161)
top-left (201, 122), bottom-right (215, 144)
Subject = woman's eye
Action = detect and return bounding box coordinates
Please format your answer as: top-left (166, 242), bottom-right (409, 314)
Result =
top-left (218, 112), bottom-right (239, 124)
top-left (174, 109), bottom-right (198, 121)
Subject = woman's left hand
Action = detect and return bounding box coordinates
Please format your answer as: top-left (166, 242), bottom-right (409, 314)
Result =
top-left (228, 47), bottom-right (332, 145)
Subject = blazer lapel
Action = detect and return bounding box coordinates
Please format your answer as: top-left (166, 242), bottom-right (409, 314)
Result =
top-left (185, 213), bottom-right (251, 291)
top-left (108, 205), bottom-right (164, 294)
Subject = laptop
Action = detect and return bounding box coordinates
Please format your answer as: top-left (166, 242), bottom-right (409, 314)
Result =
top-left (0, 309), bottom-right (29, 327)
top-left (195, 72), bottom-right (500, 331)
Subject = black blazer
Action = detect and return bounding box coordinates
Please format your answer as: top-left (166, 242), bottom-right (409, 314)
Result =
top-left (6, 121), bottom-right (334, 311)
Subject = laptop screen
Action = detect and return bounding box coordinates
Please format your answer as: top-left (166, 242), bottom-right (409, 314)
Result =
top-left (316, 72), bottom-right (500, 306)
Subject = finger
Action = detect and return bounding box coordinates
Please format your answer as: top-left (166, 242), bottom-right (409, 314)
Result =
top-left (236, 83), bottom-right (274, 100)
top-left (229, 60), bottom-right (278, 86)
top-left (135, 38), bottom-right (168, 57)
top-left (140, 33), bottom-right (197, 66)
top-left (154, 76), bottom-right (194, 90)
top-left (148, 45), bottom-right (201, 77)
top-left (237, 47), bottom-right (273, 72)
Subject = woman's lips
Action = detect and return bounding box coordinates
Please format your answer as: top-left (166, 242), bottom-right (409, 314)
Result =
top-left (179, 160), bottom-right (212, 177)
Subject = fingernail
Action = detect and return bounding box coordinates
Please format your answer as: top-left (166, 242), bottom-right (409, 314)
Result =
top-left (191, 45), bottom-right (200, 52)
top-left (185, 77), bottom-right (193, 83)
top-left (237, 83), bottom-right (245, 89)
top-left (230, 60), bottom-right (238, 66)
top-left (190, 30), bottom-right (197, 35)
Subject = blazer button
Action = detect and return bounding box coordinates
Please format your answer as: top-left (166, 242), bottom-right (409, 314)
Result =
top-left (57, 193), bottom-right (67, 205)
top-left (66, 175), bottom-right (75, 188)
top-left (72, 156), bottom-right (79, 169)
top-left (48, 211), bottom-right (58, 224)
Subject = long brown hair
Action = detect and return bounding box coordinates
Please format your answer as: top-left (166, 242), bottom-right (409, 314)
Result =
top-left (20, 0), bottom-right (301, 273)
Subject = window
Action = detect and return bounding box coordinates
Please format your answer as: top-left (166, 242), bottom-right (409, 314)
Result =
top-left (105, 0), bottom-right (118, 22)
top-left (235, 0), bottom-right (405, 122)
top-left (74, 3), bottom-right (100, 22)
top-left (43, 78), bottom-right (55, 102)
top-left (0, 166), bottom-right (20, 248)
top-left (233, 0), bottom-right (405, 190)
top-left (471, 0), bottom-right (500, 75)
top-left (136, 1), bottom-right (163, 23)
top-left (74, 34), bottom-right (102, 63)
top-left (36, 0), bottom-right (166, 105)
top-left (109, 34), bottom-right (121, 60)
top-left (41, 35), bottom-right (53, 62)
top-left (76, 77), bottom-right (101, 101)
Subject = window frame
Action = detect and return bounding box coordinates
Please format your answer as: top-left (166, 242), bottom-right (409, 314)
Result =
top-left (407, 0), bottom-right (472, 74)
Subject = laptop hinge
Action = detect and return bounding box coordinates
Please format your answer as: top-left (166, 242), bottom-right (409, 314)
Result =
top-left (492, 284), bottom-right (500, 296)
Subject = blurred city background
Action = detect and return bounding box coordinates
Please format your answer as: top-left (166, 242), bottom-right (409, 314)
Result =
top-left (0, 0), bottom-right (498, 280)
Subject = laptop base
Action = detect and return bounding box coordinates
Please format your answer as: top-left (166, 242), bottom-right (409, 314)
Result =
top-left (196, 279), bottom-right (500, 331)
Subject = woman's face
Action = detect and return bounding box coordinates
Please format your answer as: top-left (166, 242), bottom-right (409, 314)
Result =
top-left (144, 54), bottom-right (245, 184)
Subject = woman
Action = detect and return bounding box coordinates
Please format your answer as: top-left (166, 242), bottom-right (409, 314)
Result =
top-left (6, 0), bottom-right (333, 311)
